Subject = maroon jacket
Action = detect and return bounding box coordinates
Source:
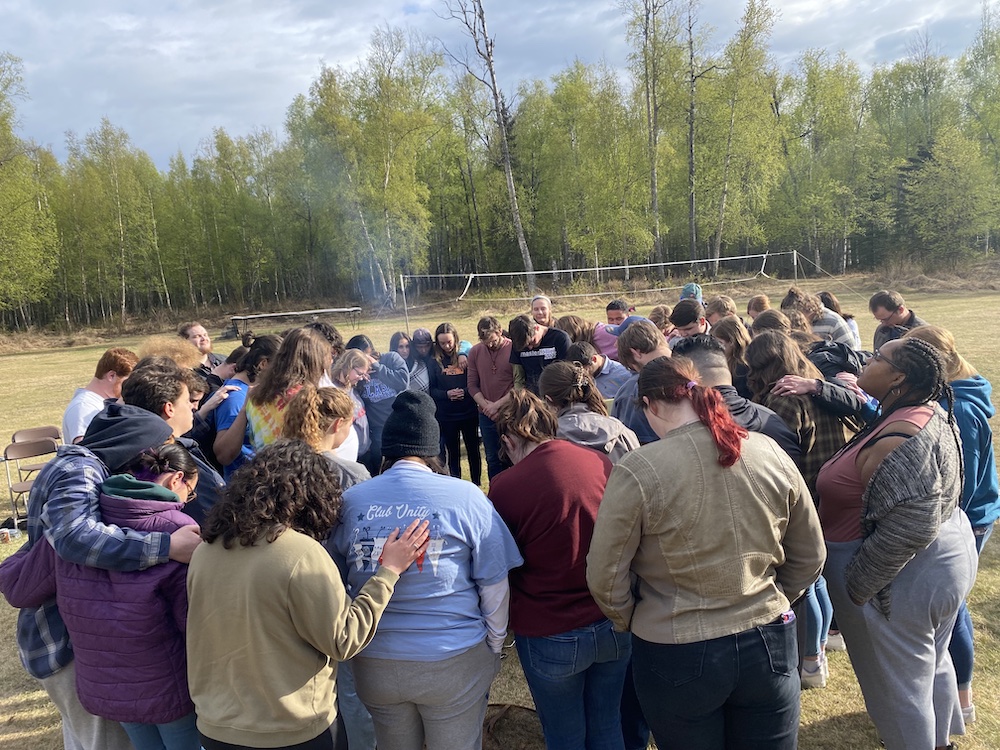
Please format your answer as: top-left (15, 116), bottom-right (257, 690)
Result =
top-left (488, 440), bottom-right (613, 637)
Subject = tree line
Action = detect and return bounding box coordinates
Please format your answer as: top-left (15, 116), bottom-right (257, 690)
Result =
top-left (2, 0), bottom-right (1000, 329)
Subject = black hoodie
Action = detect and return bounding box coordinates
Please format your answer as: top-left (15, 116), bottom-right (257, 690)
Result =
top-left (80, 403), bottom-right (174, 473)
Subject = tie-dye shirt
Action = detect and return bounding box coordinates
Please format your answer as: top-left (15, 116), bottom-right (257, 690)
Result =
top-left (245, 385), bottom-right (303, 451)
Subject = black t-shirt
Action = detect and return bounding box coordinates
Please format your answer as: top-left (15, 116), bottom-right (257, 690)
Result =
top-left (510, 327), bottom-right (571, 394)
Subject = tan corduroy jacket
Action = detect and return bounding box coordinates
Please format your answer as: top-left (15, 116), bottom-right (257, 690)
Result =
top-left (587, 422), bottom-right (825, 645)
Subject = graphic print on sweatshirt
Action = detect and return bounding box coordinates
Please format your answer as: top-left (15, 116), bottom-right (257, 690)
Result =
top-left (348, 506), bottom-right (444, 574)
top-left (361, 378), bottom-right (398, 404)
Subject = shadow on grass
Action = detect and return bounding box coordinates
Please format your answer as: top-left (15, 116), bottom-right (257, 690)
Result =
top-left (799, 710), bottom-right (882, 749)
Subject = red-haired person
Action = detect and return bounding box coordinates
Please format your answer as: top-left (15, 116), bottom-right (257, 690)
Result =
top-left (62, 347), bottom-right (139, 443)
top-left (588, 356), bottom-right (824, 750)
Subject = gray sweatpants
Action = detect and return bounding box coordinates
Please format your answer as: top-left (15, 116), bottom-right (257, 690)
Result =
top-left (352, 641), bottom-right (500, 750)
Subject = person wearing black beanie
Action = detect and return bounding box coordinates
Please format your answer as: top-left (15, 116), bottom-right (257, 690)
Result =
top-left (380, 391), bottom-right (440, 460)
top-left (330, 390), bottom-right (523, 749)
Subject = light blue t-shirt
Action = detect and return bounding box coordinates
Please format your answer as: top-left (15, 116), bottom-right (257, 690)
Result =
top-left (331, 461), bottom-right (522, 661)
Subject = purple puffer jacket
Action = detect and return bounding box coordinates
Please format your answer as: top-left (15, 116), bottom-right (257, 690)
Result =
top-left (56, 477), bottom-right (196, 724)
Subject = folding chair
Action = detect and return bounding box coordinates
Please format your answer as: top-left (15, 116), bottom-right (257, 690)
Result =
top-left (4, 437), bottom-right (59, 526)
top-left (11, 425), bottom-right (62, 444)
top-left (11, 426), bottom-right (62, 473)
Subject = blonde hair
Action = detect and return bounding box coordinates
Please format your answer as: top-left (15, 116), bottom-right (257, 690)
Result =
top-left (903, 325), bottom-right (978, 381)
top-left (137, 336), bottom-right (203, 369)
top-left (705, 295), bottom-right (737, 319)
top-left (282, 384), bottom-right (354, 451)
top-left (330, 349), bottom-right (370, 386)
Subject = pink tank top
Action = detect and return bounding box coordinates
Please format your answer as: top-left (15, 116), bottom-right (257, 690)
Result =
top-left (816, 405), bottom-right (933, 542)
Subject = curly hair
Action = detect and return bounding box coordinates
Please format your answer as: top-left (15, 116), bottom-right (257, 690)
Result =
top-left (201, 440), bottom-right (342, 548)
top-left (305, 321), bottom-right (344, 358)
top-left (637, 355), bottom-right (747, 467)
top-left (745, 331), bottom-right (823, 402)
top-left (250, 328), bottom-right (330, 407)
top-left (538, 360), bottom-right (607, 416)
top-left (553, 315), bottom-right (595, 345)
top-left (281, 384), bottom-right (354, 451)
top-left (780, 286), bottom-right (823, 322)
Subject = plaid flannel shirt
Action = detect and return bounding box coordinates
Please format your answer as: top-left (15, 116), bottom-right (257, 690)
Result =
top-left (15, 444), bottom-right (170, 679)
top-left (762, 394), bottom-right (850, 496)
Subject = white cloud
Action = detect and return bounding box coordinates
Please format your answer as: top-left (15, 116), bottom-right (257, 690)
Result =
top-left (0, 0), bottom-right (985, 167)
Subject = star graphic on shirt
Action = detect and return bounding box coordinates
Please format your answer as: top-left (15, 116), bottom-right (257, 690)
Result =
top-left (432, 512), bottom-right (440, 520)
top-left (357, 513), bottom-right (364, 521)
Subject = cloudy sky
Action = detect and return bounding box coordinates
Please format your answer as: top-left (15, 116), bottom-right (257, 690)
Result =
top-left (0, 0), bottom-right (984, 168)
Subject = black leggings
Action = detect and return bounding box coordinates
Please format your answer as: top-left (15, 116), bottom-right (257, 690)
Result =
top-left (200, 727), bottom-right (333, 750)
top-left (440, 415), bottom-right (482, 485)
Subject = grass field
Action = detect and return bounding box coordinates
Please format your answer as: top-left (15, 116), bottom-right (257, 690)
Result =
top-left (0, 277), bottom-right (997, 749)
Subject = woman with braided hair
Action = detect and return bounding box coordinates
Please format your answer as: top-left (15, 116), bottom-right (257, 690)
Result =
top-left (539, 360), bottom-right (639, 464)
top-left (587, 355), bottom-right (824, 749)
top-left (816, 337), bottom-right (978, 750)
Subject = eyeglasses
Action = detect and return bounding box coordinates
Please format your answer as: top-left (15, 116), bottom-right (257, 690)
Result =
top-left (183, 479), bottom-right (198, 503)
top-left (871, 349), bottom-right (904, 372)
top-left (873, 308), bottom-right (898, 324)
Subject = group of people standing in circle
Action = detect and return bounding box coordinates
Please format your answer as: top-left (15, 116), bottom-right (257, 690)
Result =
top-left (2, 283), bottom-right (994, 750)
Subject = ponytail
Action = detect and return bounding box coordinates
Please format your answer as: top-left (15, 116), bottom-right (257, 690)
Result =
top-left (637, 356), bottom-right (747, 467)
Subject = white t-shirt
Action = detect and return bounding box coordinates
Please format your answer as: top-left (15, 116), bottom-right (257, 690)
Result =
top-left (62, 388), bottom-right (107, 443)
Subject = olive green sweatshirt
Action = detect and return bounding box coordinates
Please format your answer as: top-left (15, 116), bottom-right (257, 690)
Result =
top-left (186, 528), bottom-right (399, 747)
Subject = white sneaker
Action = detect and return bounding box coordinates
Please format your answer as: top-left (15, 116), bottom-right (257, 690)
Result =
top-left (826, 632), bottom-right (846, 652)
top-left (801, 656), bottom-right (827, 689)
top-left (962, 704), bottom-right (977, 724)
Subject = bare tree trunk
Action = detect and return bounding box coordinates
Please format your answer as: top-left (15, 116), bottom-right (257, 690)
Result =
top-left (445, 0), bottom-right (536, 291)
top-left (148, 189), bottom-right (172, 311)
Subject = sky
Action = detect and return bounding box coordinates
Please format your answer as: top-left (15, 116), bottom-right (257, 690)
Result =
top-left (0, 0), bottom-right (985, 169)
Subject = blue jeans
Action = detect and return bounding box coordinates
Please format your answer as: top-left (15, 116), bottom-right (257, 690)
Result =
top-left (121, 712), bottom-right (200, 750)
top-left (802, 576), bottom-right (833, 658)
top-left (632, 617), bottom-right (800, 750)
top-left (516, 618), bottom-right (631, 750)
top-left (478, 413), bottom-right (508, 480)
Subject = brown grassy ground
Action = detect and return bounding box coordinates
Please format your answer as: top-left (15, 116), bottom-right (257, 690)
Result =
top-left (0, 278), bottom-right (998, 749)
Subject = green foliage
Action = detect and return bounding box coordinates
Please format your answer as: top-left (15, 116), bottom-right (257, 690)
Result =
top-left (6, 5), bottom-right (1000, 326)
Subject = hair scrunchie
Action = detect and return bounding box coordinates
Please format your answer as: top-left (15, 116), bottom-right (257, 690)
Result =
top-left (686, 380), bottom-right (698, 390)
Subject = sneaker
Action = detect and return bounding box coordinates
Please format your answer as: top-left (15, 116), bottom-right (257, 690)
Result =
top-left (826, 632), bottom-right (846, 652)
top-left (962, 704), bottom-right (976, 724)
top-left (801, 656), bottom-right (827, 689)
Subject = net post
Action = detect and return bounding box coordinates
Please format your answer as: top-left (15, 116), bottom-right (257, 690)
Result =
top-left (400, 275), bottom-right (410, 333)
